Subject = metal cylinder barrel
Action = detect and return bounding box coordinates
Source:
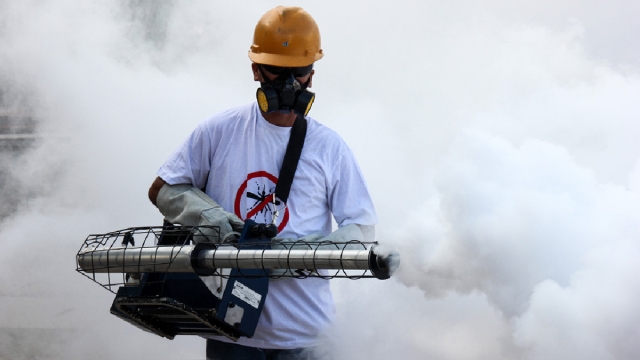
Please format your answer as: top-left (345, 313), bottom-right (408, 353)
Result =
top-left (76, 246), bottom-right (195, 273)
top-left (197, 248), bottom-right (371, 270)
top-left (77, 245), bottom-right (398, 279)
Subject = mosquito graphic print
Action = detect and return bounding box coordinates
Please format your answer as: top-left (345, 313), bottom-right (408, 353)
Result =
top-left (234, 171), bottom-right (289, 231)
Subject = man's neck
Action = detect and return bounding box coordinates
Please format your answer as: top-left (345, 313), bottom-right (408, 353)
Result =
top-left (261, 110), bottom-right (297, 127)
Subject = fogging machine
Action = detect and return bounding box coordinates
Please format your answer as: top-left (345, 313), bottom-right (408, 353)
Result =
top-left (76, 220), bottom-right (399, 341)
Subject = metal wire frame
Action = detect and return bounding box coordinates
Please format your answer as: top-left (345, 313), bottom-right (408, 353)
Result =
top-left (76, 226), bottom-right (385, 294)
top-left (226, 239), bottom-right (376, 280)
top-left (76, 225), bottom-right (218, 294)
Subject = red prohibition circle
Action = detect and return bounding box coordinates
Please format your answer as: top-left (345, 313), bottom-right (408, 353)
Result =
top-left (234, 171), bottom-right (289, 232)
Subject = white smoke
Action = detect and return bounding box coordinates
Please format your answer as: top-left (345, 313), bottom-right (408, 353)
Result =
top-left (1, 0), bottom-right (639, 359)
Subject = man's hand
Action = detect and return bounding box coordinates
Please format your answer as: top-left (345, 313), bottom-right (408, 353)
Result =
top-left (271, 224), bottom-right (374, 250)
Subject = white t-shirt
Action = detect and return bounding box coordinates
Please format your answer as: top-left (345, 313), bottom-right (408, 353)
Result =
top-left (158, 102), bottom-right (377, 349)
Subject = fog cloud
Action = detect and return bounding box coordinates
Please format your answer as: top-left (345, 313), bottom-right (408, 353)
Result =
top-left (1, 1), bottom-right (638, 359)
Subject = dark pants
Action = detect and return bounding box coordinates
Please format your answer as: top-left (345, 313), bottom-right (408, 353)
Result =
top-left (206, 339), bottom-right (319, 360)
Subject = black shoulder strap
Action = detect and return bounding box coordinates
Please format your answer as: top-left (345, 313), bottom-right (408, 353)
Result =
top-left (275, 115), bottom-right (307, 204)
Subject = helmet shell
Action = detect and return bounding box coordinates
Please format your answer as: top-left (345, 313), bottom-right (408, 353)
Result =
top-left (249, 6), bottom-right (323, 67)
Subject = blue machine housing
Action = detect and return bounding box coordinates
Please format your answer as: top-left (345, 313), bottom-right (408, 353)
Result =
top-left (109, 220), bottom-right (271, 340)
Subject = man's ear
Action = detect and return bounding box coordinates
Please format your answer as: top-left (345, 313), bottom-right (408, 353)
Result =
top-left (251, 63), bottom-right (262, 81)
top-left (307, 69), bottom-right (315, 88)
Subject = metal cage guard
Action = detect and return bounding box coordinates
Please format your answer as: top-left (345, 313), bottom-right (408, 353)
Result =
top-left (77, 244), bottom-right (395, 279)
top-left (76, 226), bottom-right (398, 285)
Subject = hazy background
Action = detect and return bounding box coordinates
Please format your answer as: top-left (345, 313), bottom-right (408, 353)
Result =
top-left (1, 1), bottom-right (639, 359)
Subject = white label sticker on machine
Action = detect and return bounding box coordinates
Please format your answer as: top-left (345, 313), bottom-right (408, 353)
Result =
top-left (231, 281), bottom-right (262, 309)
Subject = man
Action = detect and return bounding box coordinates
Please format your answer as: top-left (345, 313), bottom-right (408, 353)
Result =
top-left (148, 6), bottom-right (377, 359)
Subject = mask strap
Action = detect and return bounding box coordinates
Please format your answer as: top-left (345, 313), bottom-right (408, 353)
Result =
top-left (257, 65), bottom-right (271, 86)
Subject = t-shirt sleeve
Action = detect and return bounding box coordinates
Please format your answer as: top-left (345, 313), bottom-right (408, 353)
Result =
top-left (326, 144), bottom-right (378, 228)
top-left (157, 121), bottom-right (212, 189)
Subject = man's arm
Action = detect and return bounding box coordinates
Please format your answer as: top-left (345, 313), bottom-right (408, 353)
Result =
top-left (148, 176), bottom-right (166, 206)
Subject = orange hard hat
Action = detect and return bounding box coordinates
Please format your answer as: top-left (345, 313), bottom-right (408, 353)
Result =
top-left (249, 6), bottom-right (323, 67)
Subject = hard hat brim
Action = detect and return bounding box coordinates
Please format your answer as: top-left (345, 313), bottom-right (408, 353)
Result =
top-left (249, 51), bottom-right (323, 68)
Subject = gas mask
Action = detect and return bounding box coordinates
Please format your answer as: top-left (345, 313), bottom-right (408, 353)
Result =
top-left (256, 64), bottom-right (315, 117)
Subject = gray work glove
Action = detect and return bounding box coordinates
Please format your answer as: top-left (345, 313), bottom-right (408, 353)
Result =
top-left (271, 224), bottom-right (372, 248)
top-left (156, 184), bottom-right (244, 243)
top-left (316, 223), bottom-right (371, 247)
